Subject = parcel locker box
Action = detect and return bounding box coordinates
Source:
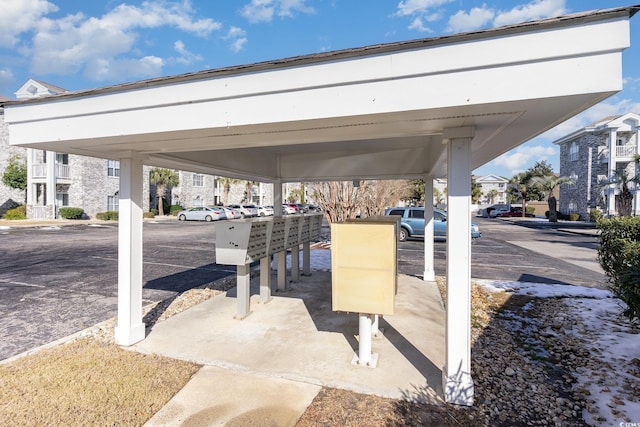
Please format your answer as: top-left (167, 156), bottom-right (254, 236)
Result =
top-left (216, 218), bottom-right (271, 265)
top-left (331, 216), bottom-right (399, 315)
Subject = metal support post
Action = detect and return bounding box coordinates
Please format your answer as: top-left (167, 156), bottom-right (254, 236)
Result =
top-left (235, 263), bottom-right (251, 319)
top-left (277, 251), bottom-right (287, 291)
top-left (302, 241), bottom-right (311, 276)
top-left (291, 245), bottom-right (300, 282)
top-left (351, 313), bottom-right (379, 368)
top-left (259, 257), bottom-right (272, 303)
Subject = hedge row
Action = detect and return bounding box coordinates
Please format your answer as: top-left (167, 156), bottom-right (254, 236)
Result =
top-left (597, 216), bottom-right (640, 322)
top-left (59, 207), bottom-right (84, 219)
top-left (3, 205), bottom-right (26, 220)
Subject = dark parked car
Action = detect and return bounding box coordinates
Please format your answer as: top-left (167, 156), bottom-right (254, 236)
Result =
top-left (384, 206), bottom-right (481, 242)
top-left (496, 207), bottom-right (535, 218)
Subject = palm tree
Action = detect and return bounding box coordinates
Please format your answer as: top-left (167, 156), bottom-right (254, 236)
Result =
top-left (598, 157), bottom-right (640, 217)
top-left (486, 189), bottom-right (499, 204)
top-left (216, 177), bottom-right (241, 205)
top-left (149, 168), bottom-right (179, 216)
top-left (530, 174), bottom-right (575, 222)
top-left (243, 180), bottom-right (257, 204)
top-left (508, 172), bottom-right (534, 218)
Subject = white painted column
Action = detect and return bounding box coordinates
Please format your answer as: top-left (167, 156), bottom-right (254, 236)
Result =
top-left (273, 182), bottom-right (287, 290)
top-left (442, 127), bottom-right (474, 406)
top-left (45, 150), bottom-right (56, 218)
top-left (26, 149), bottom-right (34, 206)
top-left (635, 127), bottom-right (640, 215)
top-left (291, 244), bottom-right (300, 282)
top-left (423, 176), bottom-right (435, 281)
top-left (607, 128), bottom-right (618, 216)
top-left (115, 157), bottom-right (146, 346)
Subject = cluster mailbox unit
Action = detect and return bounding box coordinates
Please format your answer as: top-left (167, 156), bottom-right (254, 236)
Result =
top-left (215, 213), bottom-right (324, 318)
top-left (331, 215), bottom-right (399, 367)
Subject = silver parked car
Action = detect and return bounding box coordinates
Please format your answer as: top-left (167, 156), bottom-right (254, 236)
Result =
top-left (227, 204), bottom-right (257, 218)
top-left (177, 206), bottom-right (225, 222)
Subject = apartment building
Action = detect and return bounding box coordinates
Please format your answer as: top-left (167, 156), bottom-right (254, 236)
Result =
top-left (0, 79), bottom-right (274, 219)
top-left (554, 112), bottom-right (640, 218)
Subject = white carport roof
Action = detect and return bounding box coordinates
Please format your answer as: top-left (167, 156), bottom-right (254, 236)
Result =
top-left (5, 6), bottom-right (638, 182)
top-left (3, 5), bottom-right (638, 407)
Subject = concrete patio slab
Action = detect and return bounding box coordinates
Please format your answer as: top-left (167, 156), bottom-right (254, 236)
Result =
top-left (132, 271), bottom-right (446, 425)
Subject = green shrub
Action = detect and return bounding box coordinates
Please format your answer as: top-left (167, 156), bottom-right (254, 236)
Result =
top-left (597, 217), bottom-right (640, 322)
top-left (150, 208), bottom-right (158, 216)
top-left (3, 205), bottom-right (26, 220)
top-left (96, 211), bottom-right (119, 221)
top-left (526, 206), bottom-right (535, 215)
top-left (59, 207), bottom-right (84, 219)
top-left (169, 205), bottom-right (183, 215)
top-left (589, 208), bottom-right (603, 222)
top-left (568, 213), bottom-right (580, 221)
top-left (143, 211), bottom-right (155, 219)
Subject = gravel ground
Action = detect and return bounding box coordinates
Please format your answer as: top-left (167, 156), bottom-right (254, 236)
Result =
top-left (79, 269), bottom-right (639, 426)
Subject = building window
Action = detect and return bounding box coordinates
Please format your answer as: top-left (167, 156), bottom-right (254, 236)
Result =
top-left (568, 201), bottom-right (578, 213)
top-left (569, 172), bottom-right (578, 189)
top-left (193, 173), bottom-right (204, 187)
top-left (568, 142), bottom-right (579, 161)
top-left (107, 160), bottom-right (120, 177)
top-left (107, 195), bottom-right (119, 211)
top-left (499, 183), bottom-right (505, 189)
top-left (56, 192), bottom-right (69, 206)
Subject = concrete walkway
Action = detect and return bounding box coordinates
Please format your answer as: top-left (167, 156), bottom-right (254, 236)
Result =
top-left (132, 271), bottom-right (446, 426)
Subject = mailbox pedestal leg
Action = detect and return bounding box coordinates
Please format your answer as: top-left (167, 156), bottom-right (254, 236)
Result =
top-left (302, 242), bottom-right (311, 276)
top-left (291, 245), bottom-right (300, 283)
top-left (235, 263), bottom-right (251, 319)
top-left (277, 251), bottom-right (287, 291)
top-left (372, 314), bottom-right (384, 338)
top-left (259, 257), bottom-right (272, 303)
top-left (352, 314), bottom-right (378, 368)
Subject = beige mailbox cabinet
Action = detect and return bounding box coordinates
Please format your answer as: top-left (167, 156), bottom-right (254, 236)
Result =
top-left (331, 216), bottom-right (399, 316)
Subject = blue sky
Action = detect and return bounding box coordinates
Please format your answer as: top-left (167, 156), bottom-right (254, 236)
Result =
top-left (1, 0), bottom-right (639, 178)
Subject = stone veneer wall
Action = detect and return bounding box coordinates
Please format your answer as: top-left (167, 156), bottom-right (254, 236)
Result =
top-left (558, 133), bottom-right (609, 220)
top-left (0, 109), bottom-right (27, 216)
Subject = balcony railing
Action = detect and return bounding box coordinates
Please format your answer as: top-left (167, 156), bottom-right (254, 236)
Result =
top-left (31, 163), bottom-right (71, 180)
top-left (616, 144), bottom-right (637, 158)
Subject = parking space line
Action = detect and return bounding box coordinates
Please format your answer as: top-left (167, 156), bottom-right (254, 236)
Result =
top-left (156, 245), bottom-right (216, 252)
top-left (0, 278), bottom-right (46, 289)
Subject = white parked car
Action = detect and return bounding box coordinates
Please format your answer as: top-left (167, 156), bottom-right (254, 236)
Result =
top-left (177, 206), bottom-right (225, 222)
top-left (227, 204), bottom-right (257, 218)
top-left (221, 207), bottom-right (241, 219)
top-left (282, 204), bottom-right (297, 214)
top-left (256, 205), bottom-right (274, 216)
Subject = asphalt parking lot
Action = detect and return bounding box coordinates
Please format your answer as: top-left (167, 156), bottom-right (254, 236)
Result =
top-left (0, 216), bottom-right (605, 361)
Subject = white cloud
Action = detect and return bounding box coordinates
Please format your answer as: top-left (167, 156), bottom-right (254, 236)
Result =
top-left (0, 0), bottom-right (57, 48)
top-left (241, 0), bottom-right (315, 23)
top-left (173, 40), bottom-right (203, 65)
top-left (493, 0), bottom-right (567, 27)
top-left (28, 1), bottom-right (221, 80)
top-left (492, 145), bottom-right (556, 176)
top-left (396, 0), bottom-right (454, 17)
top-left (224, 27), bottom-right (248, 53)
top-left (83, 56), bottom-right (164, 81)
top-left (408, 17), bottom-right (431, 33)
top-left (447, 6), bottom-right (495, 33)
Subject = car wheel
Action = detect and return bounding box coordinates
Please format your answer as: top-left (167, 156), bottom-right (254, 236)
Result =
top-left (178, 214), bottom-right (186, 221)
top-left (240, 213), bottom-right (246, 218)
top-left (205, 215), bottom-right (212, 222)
top-left (399, 227), bottom-right (408, 242)
top-left (259, 212), bottom-right (265, 216)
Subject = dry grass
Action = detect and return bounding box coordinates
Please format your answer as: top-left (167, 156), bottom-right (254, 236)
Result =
top-left (0, 275), bottom-right (508, 426)
top-left (0, 338), bottom-right (200, 427)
